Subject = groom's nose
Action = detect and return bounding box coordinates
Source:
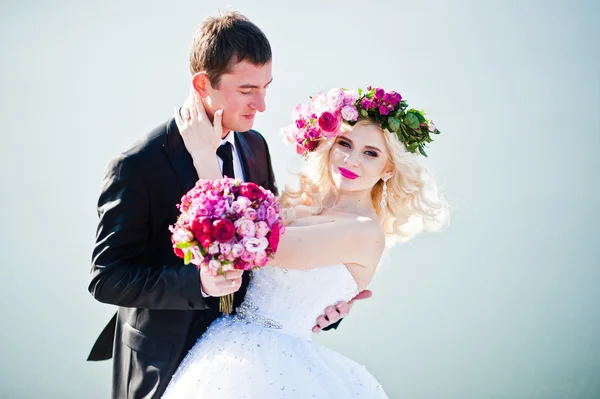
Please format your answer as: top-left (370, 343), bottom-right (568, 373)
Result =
top-left (249, 92), bottom-right (266, 112)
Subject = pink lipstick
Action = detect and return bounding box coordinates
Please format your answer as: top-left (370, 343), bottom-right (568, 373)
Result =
top-left (339, 167), bottom-right (359, 180)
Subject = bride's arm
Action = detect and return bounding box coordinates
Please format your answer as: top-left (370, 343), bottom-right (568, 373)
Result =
top-left (270, 217), bottom-right (385, 270)
top-left (175, 93), bottom-right (223, 180)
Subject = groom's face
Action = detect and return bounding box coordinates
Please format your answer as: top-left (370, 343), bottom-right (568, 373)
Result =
top-left (204, 60), bottom-right (273, 134)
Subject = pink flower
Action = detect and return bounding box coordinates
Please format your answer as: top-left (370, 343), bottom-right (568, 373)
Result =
top-left (231, 196), bottom-right (251, 215)
top-left (327, 88), bottom-right (345, 108)
top-left (296, 119), bottom-right (306, 129)
top-left (379, 105), bottom-right (390, 116)
top-left (219, 242), bottom-right (232, 255)
top-left (374, 88), bottom-right (385, 99)
top-left (231, 243), bottom-right (245, 258)
top-left (317, 111), bottom-right (341, 136)
top-left (267, 206), bottom-right (280, 226)
top-left (212, 219), bottom-right (235, 243)
top-left (235, 219), bottom-right (256, 237)
top-left (360, 98), bottom-right (373, 109)
top-left (305, 126), bottom-right (321, 139)
top-left (254, 250), bottom-right (269, 267)
top-left (257, 204), bottom-right (268, 220)
top-left (189, 246), bottom-right (204, 266)
top-left (241, 249), bottom-right (256, 262)
top-left (172, 227), bottom-right (193, 243)
top-left (243, 237), bottom-right (269, 253)
top-left (255, 221), bottom-right (270, 237)
top-left (280, 124), bottom-right (297, 145)
top-left (428, 121), bottom-right (437, 132)
top-left (207, 242), bottom-right (220, 255)
top-left (292, 103), bottom-right (311, 120)
top-left (341, 105), bottom-right (358, 121)
top-left (343, 89), bottom-right (358, 106)
top-left (311, 92), bottom-right (328, 113)
top-left (244, 207), bottom-right (258, 221)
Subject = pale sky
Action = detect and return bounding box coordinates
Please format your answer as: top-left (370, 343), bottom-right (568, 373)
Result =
top-left (1, 0), bottom-right (599, 398)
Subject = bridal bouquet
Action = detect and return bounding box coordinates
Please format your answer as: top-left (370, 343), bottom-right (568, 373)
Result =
top-left (169, 178), bottom-right (284, 315)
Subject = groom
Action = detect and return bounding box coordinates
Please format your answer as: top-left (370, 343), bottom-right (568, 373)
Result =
top-left (87, 11), bottom-right (368, 399)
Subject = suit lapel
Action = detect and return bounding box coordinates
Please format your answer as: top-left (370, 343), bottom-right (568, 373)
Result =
top-left (234, 132), bottom-right (256, 183)
top-left (163, 117), bottom-right (199, 194)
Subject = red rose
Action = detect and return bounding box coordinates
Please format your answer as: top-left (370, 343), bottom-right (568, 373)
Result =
top-left (172, 245), bottom-right (184, 258)
top-left (267, 223), bottom-right (282, 252)
top-left (170, 236), bottom-right (184, 258)
top-left (212, 218), bottom-right (235, 243)
top-left (199, 234), bottom-right (213, 249)
top-left (239, 182), bottom-right (265, 201)
top-left (191, 217), bottom-right (212, 240)
top-left (234, 258), bottom-right (253, 271)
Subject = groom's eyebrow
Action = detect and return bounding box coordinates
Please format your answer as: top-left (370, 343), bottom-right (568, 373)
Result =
top-left (238, 77), bottom-right (273, 89)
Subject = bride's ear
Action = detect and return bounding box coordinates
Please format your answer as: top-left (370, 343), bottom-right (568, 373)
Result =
top-left (191, 72), bottom-right (211, 98)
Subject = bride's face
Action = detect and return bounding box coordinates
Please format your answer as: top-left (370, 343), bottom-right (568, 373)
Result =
top-left (328, 123), bottom-right (391, 193)
top-left (201, 60), bottom-right (272, 134)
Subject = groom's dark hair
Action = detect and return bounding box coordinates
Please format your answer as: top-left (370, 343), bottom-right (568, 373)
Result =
top-left (189, 11), bottom-right (272, 88)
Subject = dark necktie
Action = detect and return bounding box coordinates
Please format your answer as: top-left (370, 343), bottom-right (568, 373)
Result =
top-left (216, 142), bottom-right (235, 178)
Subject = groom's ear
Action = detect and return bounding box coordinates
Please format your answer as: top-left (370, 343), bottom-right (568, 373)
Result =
top-left (191, 72), bottom-right (211, 98)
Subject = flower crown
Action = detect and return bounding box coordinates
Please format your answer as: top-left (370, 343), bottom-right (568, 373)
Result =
top-left (280, 86), bottom-right (440, 157)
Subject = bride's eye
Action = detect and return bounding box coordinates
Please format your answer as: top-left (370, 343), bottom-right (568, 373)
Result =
top-left (337, 140), bottom-right (351, 148)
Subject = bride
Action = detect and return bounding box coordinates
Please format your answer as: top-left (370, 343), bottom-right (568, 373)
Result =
top-left (162, 87), bottom-right (449, 398)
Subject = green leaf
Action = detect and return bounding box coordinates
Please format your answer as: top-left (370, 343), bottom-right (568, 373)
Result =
top-left (404, 113), bottom-right (420, 129)
top-left (388, 116), bottom-right (400, 132)
top-left (175, 241), bottom-right (192, 249)
top-left (360, 108), bottom-right (369, 118)
top-left (418, 146), bottom-right (428, 157)
top-left (407, 142), bottom-right (420, 152)
top-left (184, 250), bottom-right (192, 265)
top-left (358, 88), bottom-right (363, 96)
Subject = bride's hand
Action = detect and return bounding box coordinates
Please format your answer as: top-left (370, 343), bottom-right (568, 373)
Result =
top-left (175, 89), bottom-right (223, 160)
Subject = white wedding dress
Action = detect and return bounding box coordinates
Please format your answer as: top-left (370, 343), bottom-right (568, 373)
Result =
top-left (162, 264), bottom-right (388, 398)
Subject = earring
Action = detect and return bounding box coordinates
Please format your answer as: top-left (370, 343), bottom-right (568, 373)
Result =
top-left (380, 176), bottom-right (389, 208)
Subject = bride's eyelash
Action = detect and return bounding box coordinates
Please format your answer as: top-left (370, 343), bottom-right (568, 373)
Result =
top-left (338, 140), bottom-right (377, 157)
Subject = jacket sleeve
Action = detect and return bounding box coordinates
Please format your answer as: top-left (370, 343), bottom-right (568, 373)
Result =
top-left (88, 155), bottom-right (209, 310)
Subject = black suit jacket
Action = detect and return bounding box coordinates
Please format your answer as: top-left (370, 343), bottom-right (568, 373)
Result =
top-left (87, 117), bottom-right (278, 399)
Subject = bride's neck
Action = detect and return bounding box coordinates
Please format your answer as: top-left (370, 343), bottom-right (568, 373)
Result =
top-left (323, 190), bottom-right (376, 218)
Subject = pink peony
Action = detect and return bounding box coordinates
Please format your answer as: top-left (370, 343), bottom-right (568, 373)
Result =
top-left (231, 243), bottom-right (245, 258)
top-left (244, 208), bottom-right (258, 221)
top-left (341, 105), bottom-right (358, 121)
top-left (255, 221), bottom-right (270, 237)
top-left (243, 237), bottom-right (269, 253)
top-left (235, 219), bottom-right (256, 237)
top-left (254, 250), bottom-right (269, 267)
top-left (327, 88), bottom-right (345, 108)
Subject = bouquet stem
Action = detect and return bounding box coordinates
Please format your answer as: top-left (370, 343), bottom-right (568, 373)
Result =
top-left (219, 293), bottom-right (234, 316)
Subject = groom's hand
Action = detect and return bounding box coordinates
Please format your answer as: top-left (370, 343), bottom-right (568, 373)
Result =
top-left (312, 289), bottom-right (373, 333)
top-left (200, 269), bottom-right (243, 297)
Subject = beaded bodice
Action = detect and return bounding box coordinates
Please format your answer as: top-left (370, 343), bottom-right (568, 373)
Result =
top-left (234, 264), bottom-right (358, 339)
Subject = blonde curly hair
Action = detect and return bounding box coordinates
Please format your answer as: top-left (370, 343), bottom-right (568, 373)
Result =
top-left (280, 120), bottom-right (449, 245)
